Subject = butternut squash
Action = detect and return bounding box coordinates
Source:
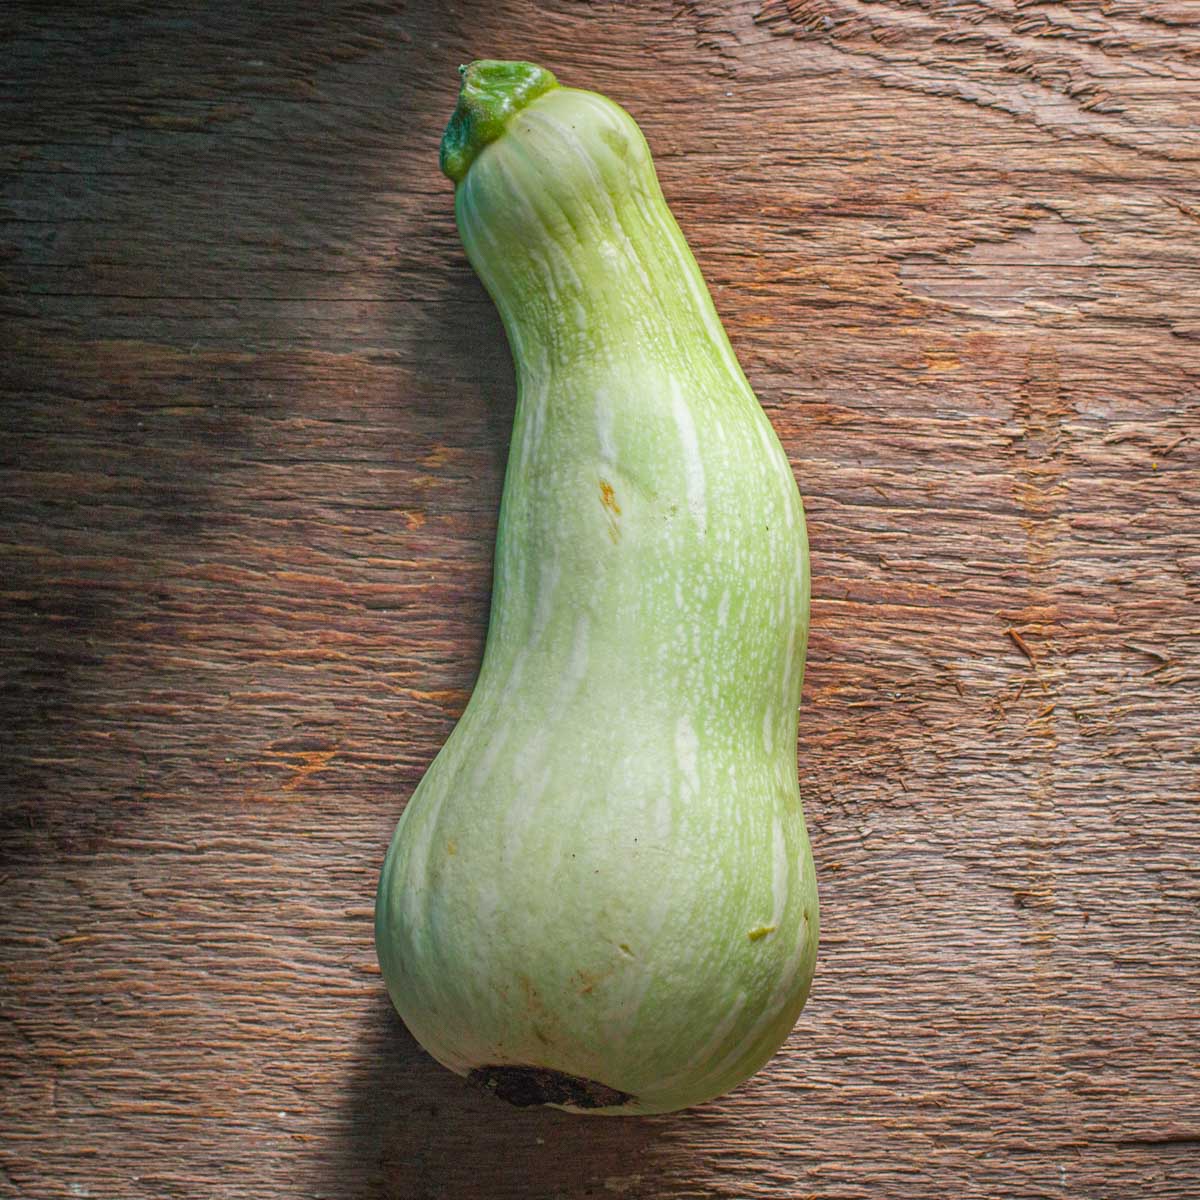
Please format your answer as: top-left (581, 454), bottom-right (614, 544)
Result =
top-left (375, 60), bottom-right (818, 1115)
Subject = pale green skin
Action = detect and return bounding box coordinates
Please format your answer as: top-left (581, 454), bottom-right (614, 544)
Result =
top-left (376, 62), bottom-right (818, 1115)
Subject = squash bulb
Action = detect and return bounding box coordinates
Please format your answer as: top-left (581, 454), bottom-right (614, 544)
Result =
top-left (375, 60), bottom-right (818, 1115)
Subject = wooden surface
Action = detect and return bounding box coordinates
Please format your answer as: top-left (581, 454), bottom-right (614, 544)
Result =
top-left (2, 1), bottom-right (1199, 1196)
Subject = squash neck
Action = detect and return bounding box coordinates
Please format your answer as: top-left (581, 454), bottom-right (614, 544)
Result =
top-left (444, 62), bottom-right (744, 388)
top-left (466, 214), bottom-right (691, 377)
top-left (453, 149), bottom-right (719, 374)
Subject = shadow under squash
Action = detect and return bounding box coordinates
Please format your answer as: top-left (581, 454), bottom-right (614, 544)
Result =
top-left (314, 993), bottom-right (721, 1200)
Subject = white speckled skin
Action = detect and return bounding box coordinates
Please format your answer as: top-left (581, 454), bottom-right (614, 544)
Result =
top-left (375, 65), bottom-right (818, 1115)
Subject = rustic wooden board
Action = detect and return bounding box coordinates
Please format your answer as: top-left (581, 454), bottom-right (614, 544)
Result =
top-left (2, 1), bottom-right (1199, 1197)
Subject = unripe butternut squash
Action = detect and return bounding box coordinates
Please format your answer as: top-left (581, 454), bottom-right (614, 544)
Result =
top-left (375, 60), bottom-right (818, 1115)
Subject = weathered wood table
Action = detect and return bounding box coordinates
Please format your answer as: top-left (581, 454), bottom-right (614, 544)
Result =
top-left (3, 2), bottom-right (1198, 1197)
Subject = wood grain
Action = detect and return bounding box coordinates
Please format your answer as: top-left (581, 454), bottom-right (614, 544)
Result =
top-left (2, 1), bottom-right (1198, 1197)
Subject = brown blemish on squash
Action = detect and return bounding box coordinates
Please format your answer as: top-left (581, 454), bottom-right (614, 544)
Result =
top-left (599, 478), bottom-right (621, 543)
top-left (599, 479), bottom-right (621, 515)
top-left (518, 976), bottom-right (562, 1042)
top-left (519, 975), bottom-right (540, 1013)
top-left (575, 963), bottom-right (620, 996)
